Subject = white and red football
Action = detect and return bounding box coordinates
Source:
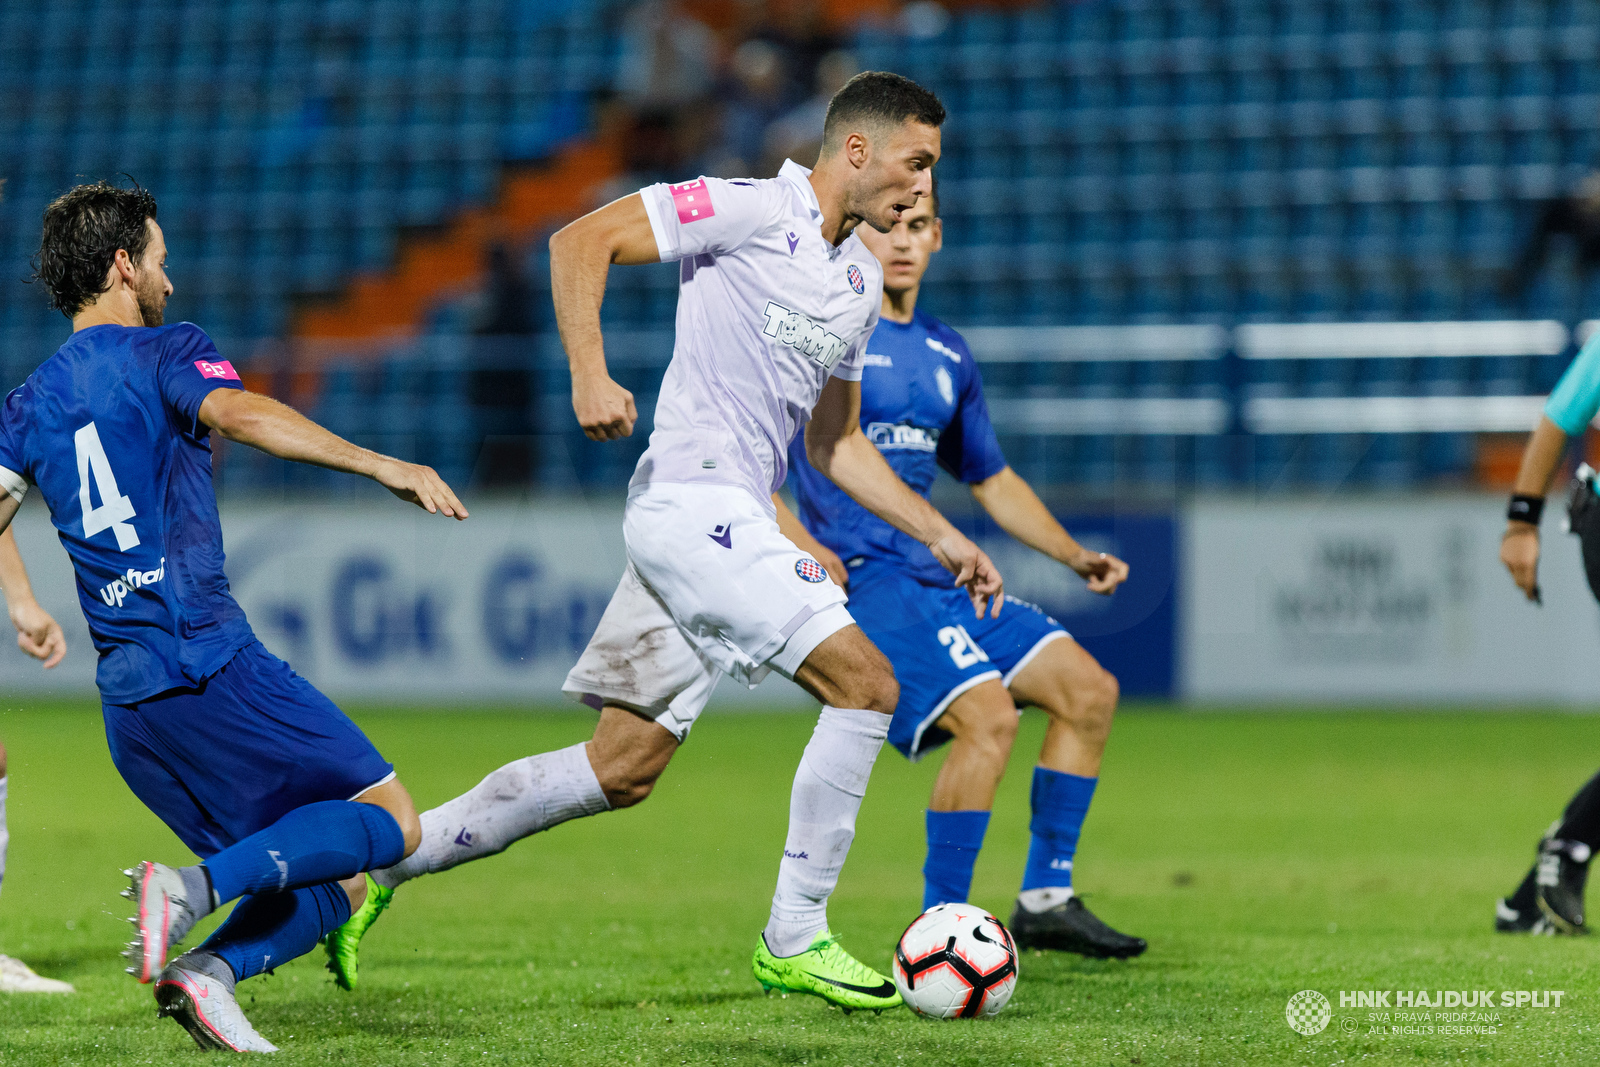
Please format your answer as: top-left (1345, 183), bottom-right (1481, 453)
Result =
top-left (892, 903), bottom-right (1019, 1019)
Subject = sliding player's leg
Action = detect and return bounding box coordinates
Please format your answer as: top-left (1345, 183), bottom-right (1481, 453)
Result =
top-left (0, 739), bottom-right (75, 994)
top-left (156, 881), bottom-right (356, 1053)
top-left (752, 622), bottom-right (902, 1012)
top-left (106, 748), bottom-right (393, 1051)
top-left (120, 752), bottom-right (416, 987)
top-left (1002, 632), bottom-right (1145, 958)
top-left (1497, 768), bottom-right (1600, 933)
top-left (103, 641), bottom-right (416, 998)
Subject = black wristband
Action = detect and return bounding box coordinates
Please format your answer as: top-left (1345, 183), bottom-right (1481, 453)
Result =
top-left (1508, 494), bottom-right (1544, 525)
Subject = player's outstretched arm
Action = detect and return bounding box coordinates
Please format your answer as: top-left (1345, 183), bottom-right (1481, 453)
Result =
top-left (771, 493), bottom-right (849, 589)
top-left (0, 526), bottom-right (66, 668)
top-left (970, 466), bottom-right (1129, 596)
top-left (806, 377), bottom-right (1002, 617)
top-left (198, 390), bottom-right (467, 519)
top-left (549, 193), bottom-right (660, 442)
top-left (1501, 414), bottom-right (1568, 602)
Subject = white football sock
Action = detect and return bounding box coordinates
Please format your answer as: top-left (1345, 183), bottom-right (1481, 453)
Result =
top-left (763, 706), bottom-right (888, 957)
top-left (372, 743), bottom-right (609, 889)
top-left (1016, 886), bottom-right (1074, 913)
top-left (0, 776), bottom-right (8, 895)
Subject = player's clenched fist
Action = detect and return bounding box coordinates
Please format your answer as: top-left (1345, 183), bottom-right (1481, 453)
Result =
top-left (573, 375), bottom-right (637, 441)
top-left (928, 531), bottom-right (1004, 619)
top-left (372, 458), bottom-right (468, 519)
top-left (8, 596), bottom-right (66, 669)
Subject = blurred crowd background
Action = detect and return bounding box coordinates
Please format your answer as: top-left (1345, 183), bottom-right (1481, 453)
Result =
top-left (4, 0), bottom-right (1600, 499)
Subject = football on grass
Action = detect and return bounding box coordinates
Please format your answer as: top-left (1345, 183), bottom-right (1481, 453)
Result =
top-left (892, 903), bottom-right (1018, 1019)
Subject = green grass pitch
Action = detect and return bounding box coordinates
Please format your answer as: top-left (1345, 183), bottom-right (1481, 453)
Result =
top-left (1, 702), bottom-right (1597, 1065)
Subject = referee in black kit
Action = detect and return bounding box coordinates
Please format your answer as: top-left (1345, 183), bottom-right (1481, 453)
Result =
top-left (1495, 332), bottom-right (1600, 934)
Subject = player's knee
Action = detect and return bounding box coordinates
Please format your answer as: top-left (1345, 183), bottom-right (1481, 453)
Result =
top-left (1086, 666), bottom-right (1119, 720)
top-left (828, 656), bottom-right (898, 714)
top-left (956, 703), bottom-right (1017, 760)
top-left (857, 668), bottom-right (899, 716)
top-left (988, 705), bottom-right (1020, 751)
top-left (1061, 665), bottom-right (1118, 740)
top-left (598, 761), bottom-right (662, 809)
top-left (602, 773), bottom-right (656, 809)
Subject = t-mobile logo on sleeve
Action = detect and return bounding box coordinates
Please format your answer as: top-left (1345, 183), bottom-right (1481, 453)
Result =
top-left (669, 179), bottom-right (715, 224)
top-left (760, 301), bottom-right (848, 371)
top-left (193, 359), bottom-right (240, 380)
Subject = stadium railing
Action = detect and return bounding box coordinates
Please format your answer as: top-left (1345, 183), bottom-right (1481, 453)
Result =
top-left (195, 317), bottom-right (1586, 497)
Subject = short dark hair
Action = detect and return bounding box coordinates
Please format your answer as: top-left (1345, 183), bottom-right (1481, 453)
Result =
top-left (32, 179), bottom-right (159, 317)
top-left (821, 71), bottom-right (945, 153)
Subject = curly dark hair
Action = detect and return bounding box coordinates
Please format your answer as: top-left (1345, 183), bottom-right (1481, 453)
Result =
top-left (32, 179), bottom-right (159, 316)
top-left (821, 71), bottom-right (946, 154)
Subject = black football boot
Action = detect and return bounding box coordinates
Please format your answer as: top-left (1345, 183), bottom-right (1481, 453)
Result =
top-left (1008, 895), bottom-right (1147, 959)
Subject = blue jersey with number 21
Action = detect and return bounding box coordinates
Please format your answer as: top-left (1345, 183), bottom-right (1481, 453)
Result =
top-left (0, 323), bottom-right (256, 703)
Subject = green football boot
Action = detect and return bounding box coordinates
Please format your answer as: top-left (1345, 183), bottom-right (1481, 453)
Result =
top-left (323, 875), bottom-right (394, 991)
top-left (751, 931), bottom-right (903, 1014)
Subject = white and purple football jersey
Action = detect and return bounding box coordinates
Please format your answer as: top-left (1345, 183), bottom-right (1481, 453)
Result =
top-left (631, 159), bottom-right (883, 510)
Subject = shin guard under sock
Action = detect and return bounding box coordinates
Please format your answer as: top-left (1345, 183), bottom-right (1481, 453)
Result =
top-left (200, 801), bottom-right (405, 908)
top-left (922, 810), bottom-right (991, 911)
top-left (764, 706), bottom-right (887, 957)
top-left (201, 882), bottom-right (353, 982)
top-left (1020, 767), bottom-right (1098, 893)
top-left (374, 743), bottom-right (608, 889)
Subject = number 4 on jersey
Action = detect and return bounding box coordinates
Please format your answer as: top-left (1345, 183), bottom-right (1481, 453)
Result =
top-left (75, 421), bottom-right (140, 551)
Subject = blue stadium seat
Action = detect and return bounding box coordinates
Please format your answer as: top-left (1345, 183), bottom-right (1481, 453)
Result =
top-left (6, 0), bottom-right (1600, 493)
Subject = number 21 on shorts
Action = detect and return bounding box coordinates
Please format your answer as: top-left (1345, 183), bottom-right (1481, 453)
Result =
top-left (75, 421), bottom-right (140, 551)
top-left (938, 624), bottom-right (990, 670)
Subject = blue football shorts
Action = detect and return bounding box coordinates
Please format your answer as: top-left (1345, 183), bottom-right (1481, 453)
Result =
top-left (844, 562), bottom-right (1071, 761)
top-left (102, 639), bottom-right (395, 858)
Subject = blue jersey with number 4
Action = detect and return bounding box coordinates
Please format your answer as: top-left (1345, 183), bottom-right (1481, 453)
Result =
top-left (0, 323), bottom-right (255, 703)
top-left (786, 308), bottom-right (1007, 585)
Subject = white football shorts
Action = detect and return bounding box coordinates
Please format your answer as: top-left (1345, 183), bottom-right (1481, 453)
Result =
top-left (563, 482), bottom-right (854, 740)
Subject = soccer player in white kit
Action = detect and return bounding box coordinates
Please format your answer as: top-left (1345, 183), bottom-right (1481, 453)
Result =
top-left (323, 72), bottom-right (1002, 1014)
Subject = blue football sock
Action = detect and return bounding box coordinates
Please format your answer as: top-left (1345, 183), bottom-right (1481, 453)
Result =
top-left (923, 809), bottom-right (991, 911)
top-left (201, 801), bottom-right (405, 907)
top-left (201, 882), bottom-right (352, 982)
top-left (1020, 767), bottom-right (1098, 892)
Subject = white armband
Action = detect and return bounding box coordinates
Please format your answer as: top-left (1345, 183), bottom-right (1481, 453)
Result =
top-left (0, 464), bottom-right (27, 504)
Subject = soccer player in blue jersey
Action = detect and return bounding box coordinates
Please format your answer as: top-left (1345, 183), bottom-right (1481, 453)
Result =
top-left (0, 180), bottom-right (467, 1050)
top-left (774, 185), bottom-right (1146, 958)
